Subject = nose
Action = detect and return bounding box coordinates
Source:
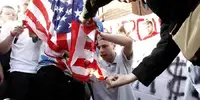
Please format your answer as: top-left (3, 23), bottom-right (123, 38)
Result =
top-left (99, 47), bottom-right (105, 54)
top-left (9, 14), bottom-right (15, 19)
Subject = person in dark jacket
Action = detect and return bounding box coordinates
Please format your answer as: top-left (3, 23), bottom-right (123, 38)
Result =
top-left (79, 0), bottom-right (200, 87)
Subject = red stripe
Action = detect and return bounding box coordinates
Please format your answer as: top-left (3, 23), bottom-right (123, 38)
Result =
top-left (47, 34), bottom-right (64, 52)
top-left (84, 41), bottom-right (96, 52)
top-left (72, 73), bottom-right (90, 82)
top-left (57, 33), bottom-right (69, 52)
top-left (25, 23), bottom-right (36, 35)
top-left (44, 51), bottom-right (66, 70)
top-left (25, 10), bottom-right (48, 36)
top-left (73, 58), bottom-right (87, 67)
top-left (32, 0), bottom-right (51, 30)
top-left (81, 23), bottom-right (97, 35)
top-left (68, 21), bottom-right (80, 72)
top-left (56, 58), bottom-right (67, 71)
top-left (72, 58), bottom-right (104, 82)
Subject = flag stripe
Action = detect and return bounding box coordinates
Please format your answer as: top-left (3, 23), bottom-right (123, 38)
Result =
top-left (69, 21), bottom-right (81, 67)
top-left (25, 16), bottom-right (47, 41)
top-left (84, 41), bottom-right (96, 52)
top-left (27, 1), bottom-right (47, 32)
top-left (56, 58), bottom-right (67, 71)
top-left (47, 35), bottom-right (65, 52)
top-left (25, 10), bottom-right (48, 36)
top-left (57, 34), bottom-right (69, 51)
top-left (32, 0), bottom-right (51, 30)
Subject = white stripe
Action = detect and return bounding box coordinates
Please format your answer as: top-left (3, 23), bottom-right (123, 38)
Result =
top-left (87, 30), bottom-right (96, 42)
top-left (40, 0), bottom-right (54, 23)
top-left (28, 1), bottom-right (47, 32)
top-left (71, 25), bottom-right (87, 66)
top-left (50, 32), bottom-right (58, 46)
top-left (67, 32), bottom-right (71, 50)
top-left (80, 49), bottom-right (95, 62)
top-left (72, 66), bottom-right (89, 76)
top-left (49, 22), bottom-right (55, 35)
top-left (26, 17), bottom-right (47, 42)
top-left (44, 45), bottom-right (65, 57)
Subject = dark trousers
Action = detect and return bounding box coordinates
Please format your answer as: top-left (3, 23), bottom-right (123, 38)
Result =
top-left (8, 72), bottom-right (38, 100)
top-left (37, 65), bottom-right (85, 100)
top-left (0, 80), bottom-right (9, 100)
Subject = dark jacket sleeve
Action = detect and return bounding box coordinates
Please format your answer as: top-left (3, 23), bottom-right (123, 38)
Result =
top-left (132, 23), bottom-right (180, 86)
top-left (81, 0), bottom-right (113, 19)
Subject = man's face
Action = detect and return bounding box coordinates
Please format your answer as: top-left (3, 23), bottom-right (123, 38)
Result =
top-left (97, 39), bottom-right (115, 61)
top-left (146, 23), bottom-right (153, 34)
top-left (1, 7), bottom-right (17, 22)
top-left (20, 0), bottom-right (30, 12)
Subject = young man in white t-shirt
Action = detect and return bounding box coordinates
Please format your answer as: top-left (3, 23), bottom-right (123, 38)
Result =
top-left (0, 5), bottom-right (17, 100)
top-left (0, 0), bottom-right (42, 99)
top-left (89, 31), bottom-right (135, 100)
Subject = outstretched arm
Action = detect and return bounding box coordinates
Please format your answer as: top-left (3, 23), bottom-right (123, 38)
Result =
top-left (106, 23), bottom-right (180, 88)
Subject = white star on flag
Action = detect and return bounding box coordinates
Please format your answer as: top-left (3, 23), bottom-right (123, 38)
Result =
top-left (65, 8), bottom-right (72, 15)
top-left (59, 7), bottom-right (64, 13)
top-left (57, 25), bottom-right (61, 30)
top-left (60, 0), bottom-right (67, 3)
top-left (74, 9), bottom-right (81, 17)
top-left (54, 6), bottom-right (58, 11)
top-left (68, 23), bottom-right (71, 28)
top-left (67, 0), bottom-right (72, 5)
top-left (57, 16), bottom-right (61, 20)
top-left (61, 16), bottom-right (67, 22)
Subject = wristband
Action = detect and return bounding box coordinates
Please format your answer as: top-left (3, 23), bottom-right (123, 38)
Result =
top-left (10, 32), bottom-right (15, 37)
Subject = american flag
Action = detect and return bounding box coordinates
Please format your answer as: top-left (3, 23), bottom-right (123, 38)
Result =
top-left (24, 0), bottom-right (104, 81)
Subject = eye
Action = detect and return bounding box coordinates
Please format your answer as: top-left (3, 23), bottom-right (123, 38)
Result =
top-left (97, 46), bottom-right (100, 49)
top-left (102, 45), bottom-right (107, 48)
top-left (24, 3), bottom-right (29, 6)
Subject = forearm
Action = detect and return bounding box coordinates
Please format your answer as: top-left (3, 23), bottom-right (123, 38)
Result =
top-left (100, 32), bottom-right (132, 48)
top-left (124, 73), bottom-right (138, 84)
top-left (132, 23), bottom-right (180, 86)
top-left (0, 35), bottom-right (14, 54)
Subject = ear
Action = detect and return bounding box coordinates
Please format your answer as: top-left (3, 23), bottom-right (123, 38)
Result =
top-left (112, 43), bottom-right (116, 50)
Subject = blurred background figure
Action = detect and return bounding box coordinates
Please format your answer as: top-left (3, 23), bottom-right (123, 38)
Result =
top-left (0, 5), bottom-right (17, 100)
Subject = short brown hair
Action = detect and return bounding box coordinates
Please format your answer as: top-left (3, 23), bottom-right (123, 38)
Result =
top-left (145, 20), bottom-right (153, 25)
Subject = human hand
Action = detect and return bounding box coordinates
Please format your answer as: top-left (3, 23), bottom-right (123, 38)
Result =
top-left (106, 73), bottom-right (137, 89)
top-left (118, 25), bottom-right (126, 33)
top-left (79, 17), bottom-right (95, 27)
top-left (10, 26), bottom-right (24, 37)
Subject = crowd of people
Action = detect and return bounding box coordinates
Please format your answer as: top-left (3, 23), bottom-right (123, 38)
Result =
top-left (0, 0), bottom-right (200, 100)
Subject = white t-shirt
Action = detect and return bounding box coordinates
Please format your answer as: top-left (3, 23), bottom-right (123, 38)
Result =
top-left (90, 50), bottom-right (136, 100)
top-left (0, 21), bottom-right (42, 73)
